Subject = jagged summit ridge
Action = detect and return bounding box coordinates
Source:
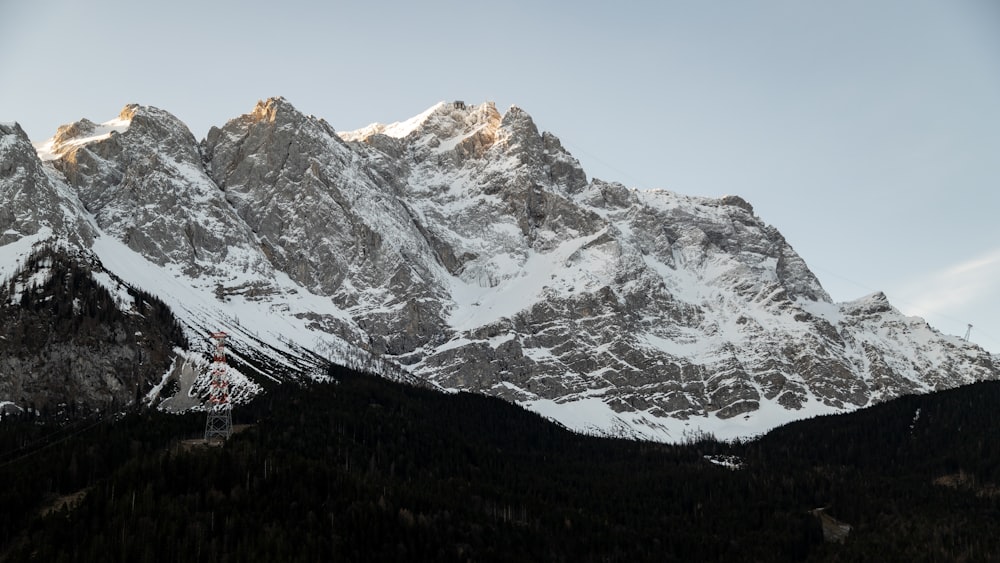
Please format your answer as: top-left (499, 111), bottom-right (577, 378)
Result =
top-left (0, 122), bottom-right (96, 247)
top-left (339, 100), bottom-right (497, 143)
top-left (33, 106), bottom-right (133, 162)
top-left (34, 104), bottom-right (271, 279)
top-left (1, 97), bottom-right (996, 441)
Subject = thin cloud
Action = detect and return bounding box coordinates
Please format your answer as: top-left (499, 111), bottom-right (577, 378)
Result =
top-left (890, 248), bottom-right (1000, 331)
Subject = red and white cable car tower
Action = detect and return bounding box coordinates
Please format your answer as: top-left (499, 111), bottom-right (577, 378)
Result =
top-left (204, 331), bottom-right (232, 441)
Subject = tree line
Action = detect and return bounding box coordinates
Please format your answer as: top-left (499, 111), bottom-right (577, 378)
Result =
top-left (1, 363), bottom-right (999, 561)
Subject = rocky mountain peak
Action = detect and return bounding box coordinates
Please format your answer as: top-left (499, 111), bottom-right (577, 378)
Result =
top-left (0, 122), bottom-right (96, 247)
top-left (493, 105), bottom-right (543, 160)
top-left (37, 104), bottom-right (202, 166)
top-left (1, 122), bottom-right (34, 161)
top-left (206, 97), bottom-right (341, 159)
top-left (1, 121), bottom-right (31, 144)
top-left (842, 291), bottom-right (893, 316)
top-left (339, 101), bottom-right (585, 192)
top-left (1, 97), bottom-right (996, 441)
top-left (339, 101), bottom-right (503, 158)
top-left (28, 104), bottom-right (267, 277)
top-left (499, 105), bottom-right (538, 136)
top-left (414, 101), bottom-right (501, 138)
top-left (249, 96), bottom-right (298, 125)
top-left (52, 118), bottom-right (101, 144)
top-left (39, 114), bottom-right (130, 163)
top-left (119, 104), bottom-right (198, 147)
top-left (718, 194), bottom-right (754, 213)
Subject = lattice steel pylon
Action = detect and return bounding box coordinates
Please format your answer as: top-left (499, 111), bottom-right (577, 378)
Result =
top-left (204, 331), bottom-right (232, 441)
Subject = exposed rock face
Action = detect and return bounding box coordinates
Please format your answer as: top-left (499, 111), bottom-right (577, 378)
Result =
top-left (45, 106), bottom-right (269, 278)
top-left (0, 123), bottom-right (95, 247)
top-left (0, 245), bottom-right (186, 413)
top-left (203, 97), bottom-right (451, 355)
top-left (0, 98), bottom-right (996, 439)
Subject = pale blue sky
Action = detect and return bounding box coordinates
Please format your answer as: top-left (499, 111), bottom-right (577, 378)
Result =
top-left (2, 0), bottom-right (998, 351)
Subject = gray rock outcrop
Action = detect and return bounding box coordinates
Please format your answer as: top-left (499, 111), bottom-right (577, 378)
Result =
top-left (0, 122), bottom-right (95, 247)
top-left (0, 98), bottom-right (995, 439)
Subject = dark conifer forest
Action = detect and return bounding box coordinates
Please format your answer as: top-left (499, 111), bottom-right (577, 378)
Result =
top-left (0, 245), bottom-right (188, 414)
top-left (1, 364), bottom-right (999, 562)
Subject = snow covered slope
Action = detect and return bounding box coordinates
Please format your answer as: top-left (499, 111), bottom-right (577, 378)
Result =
top-left (0, 100), bottom-right (995, 440)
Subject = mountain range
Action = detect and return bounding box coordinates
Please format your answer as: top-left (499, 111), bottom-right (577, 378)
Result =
top-left (1, 97), bottom-right (996, 440)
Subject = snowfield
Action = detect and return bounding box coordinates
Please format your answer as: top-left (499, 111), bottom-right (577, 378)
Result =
top-left (1, 98), bottom-right (995, 442)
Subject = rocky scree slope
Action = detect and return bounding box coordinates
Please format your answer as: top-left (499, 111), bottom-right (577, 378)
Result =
top-left (0, 101), bottom-right (996, 440)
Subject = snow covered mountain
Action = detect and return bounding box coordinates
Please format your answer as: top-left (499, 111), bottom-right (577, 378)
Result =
top-left (1, 99), bottom-right (996, 440)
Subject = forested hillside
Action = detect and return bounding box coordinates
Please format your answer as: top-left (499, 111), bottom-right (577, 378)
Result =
top-left (1, 364), bottom-right (999, 562)
top-left (0, 245), bottom-right (187, 413)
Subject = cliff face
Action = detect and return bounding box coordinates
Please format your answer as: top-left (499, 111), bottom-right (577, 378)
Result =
top-left (0, 122), bottom-right (96, 248)
top-left (0, 245), bottom-right (186, 414)
top-left (0, 99), bottom-right (995, 439)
